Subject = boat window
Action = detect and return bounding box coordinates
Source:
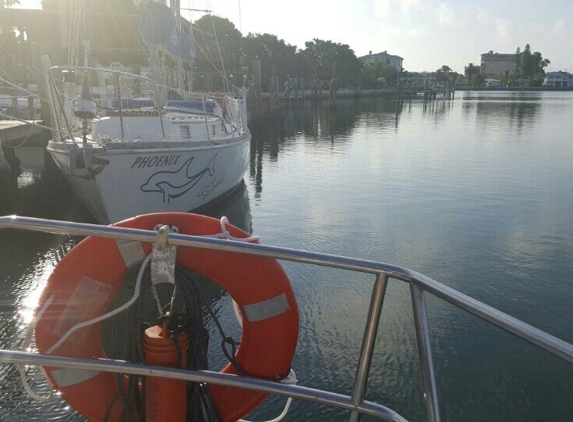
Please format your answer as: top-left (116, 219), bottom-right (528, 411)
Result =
top-left (180, 126), bottom-right (191, 139)
top-left (211, 124), bottom-right (216, 136)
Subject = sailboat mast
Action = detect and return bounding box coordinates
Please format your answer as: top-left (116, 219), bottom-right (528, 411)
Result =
top-left (83, 0), bottom-right (90, 67)
top-left (170, 0), bottom-right (186, 92)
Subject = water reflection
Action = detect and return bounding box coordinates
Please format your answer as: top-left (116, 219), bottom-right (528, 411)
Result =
top-left (242, 92), bottom-right (573, 421)
top-left (460, 91), bottom-right (542, 133)
top-left (200, 180), bottom-right (252, 234)
top-left (248, 99), bottom-right (400, 197)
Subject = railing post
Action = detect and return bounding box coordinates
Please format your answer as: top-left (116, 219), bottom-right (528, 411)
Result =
top-left (202, 94), bottom-right (211, 141)
top-left (349, 273), bottom-right (389, 422)
top-left (113, 73), bottom-right (125, 142)
top-left (410, 283), bottom-right (440, 422)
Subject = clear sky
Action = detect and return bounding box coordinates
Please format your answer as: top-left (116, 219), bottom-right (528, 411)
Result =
top-left (15, 0), bottom-right (573, 74)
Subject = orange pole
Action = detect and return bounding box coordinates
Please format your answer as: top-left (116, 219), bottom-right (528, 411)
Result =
top-left (143, 323), bottom-right (189, 421)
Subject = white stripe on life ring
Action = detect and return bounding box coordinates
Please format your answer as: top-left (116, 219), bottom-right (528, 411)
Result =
top-left (51, 368), bottom-right (101, 387)
top-left (243, 293), bottom-right (290, 322)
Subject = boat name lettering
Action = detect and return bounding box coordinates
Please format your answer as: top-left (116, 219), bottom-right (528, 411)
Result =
top-left (130, 154), bottom-right (182, 169)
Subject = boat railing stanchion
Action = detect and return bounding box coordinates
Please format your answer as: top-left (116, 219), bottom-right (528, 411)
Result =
top-left (410, 283), bottom-right (441, 422)
top-left (113, 72), bottom-right (125, 142)
top-left (147, 76), bottom-right (166, 140)
top-left (202, 93), bottom-right (211, 141)
top-left (349, 273), bottom-right (389, 422)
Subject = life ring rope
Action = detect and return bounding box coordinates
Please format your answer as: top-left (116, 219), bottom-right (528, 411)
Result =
top-left (238, 370), bottom-right (298, 422)
top-left (46, 254), bottom-right (152, 355)
top-left (18, 295), bottom-right (56, 402)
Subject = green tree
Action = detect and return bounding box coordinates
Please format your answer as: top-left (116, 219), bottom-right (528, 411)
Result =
top-left (301, 38), bottom-right (362, 87)
top-left (361, 61), bottom-right (398, 87)
top-left (434, 64), bottom-right (457, 83)
top-left (464, 63), bottom-right (479, 85)
top-left (241, 33), bottom-right (299, 89)
top-left (438, 64), bottom-right (452, 73)
top-left (193, 15), bottom-right (243, 89)
top-left (517, 44), bottom-right (549, 81)
top-left (474, 73), bottom-right (486, 87)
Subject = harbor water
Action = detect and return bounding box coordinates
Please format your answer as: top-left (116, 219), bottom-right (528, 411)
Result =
top-left (1, 90), bottom-right (572, 421)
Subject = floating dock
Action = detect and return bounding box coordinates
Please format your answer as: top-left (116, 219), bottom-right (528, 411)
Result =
top-left (0, 120), bottom-right (47, 147)
top-left (0, 120), bottom-right (49, 179)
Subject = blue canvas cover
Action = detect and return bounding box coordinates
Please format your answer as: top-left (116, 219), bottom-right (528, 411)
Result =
top-left (139, 3), bottom-right (195, 62)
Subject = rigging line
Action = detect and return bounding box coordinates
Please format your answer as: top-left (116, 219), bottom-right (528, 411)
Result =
top-left (106, 2), bottom-right (145, 65)
top-left (238, 0), bottom-right (243, 34)
top-left (237, 0), bottom-right (247, 69)
top-left (193, 41), bottom-right (236, 91)
top-left (0, 44), bottom-right (39, 78)
top-left (69, 0), bottom-right (82, 66)
top-left (206, 0), bottom-right (231, 93)
top-left (0, 75), bottom-right (45, 102)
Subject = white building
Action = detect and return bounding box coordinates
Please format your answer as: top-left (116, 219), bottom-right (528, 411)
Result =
top-left (544, 71), bottom-right (573, 87)
top-left (400, 74), bottom-right (436, 89)
top-left (485, 78), bottom-right (501, 87)
top-left (359, 51), bottom-right (403, 72)
top-left (481, 51), bottom-right (518, 76)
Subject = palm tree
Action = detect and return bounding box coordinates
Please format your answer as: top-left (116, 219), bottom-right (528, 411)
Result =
top-left (464, 62), bottom-right (479, 85)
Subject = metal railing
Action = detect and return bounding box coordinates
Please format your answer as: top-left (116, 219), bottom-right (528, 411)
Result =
top-left (46, 66), bottom-right (244, 143)
top-left (1, 215), bottom-right (573, 421)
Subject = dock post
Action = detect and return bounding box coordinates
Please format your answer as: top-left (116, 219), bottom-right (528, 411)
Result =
top-left (0, 137), bottom-right (12, 192)
top-left (269, 65), bottom-right (279, 114)
top-left (251, 59), bottom-right (262, 118)
top-left (299, 75), bottom-right (304, 107)
top-left (27, 96), bottom-right (35, 120)
top-left (329, 62), bottom-right (337, 107)
top-left (11, 97), bottom-right (21, 119)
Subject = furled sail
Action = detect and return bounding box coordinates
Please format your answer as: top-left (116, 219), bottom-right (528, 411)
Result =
top-left (139, 3), bottom-right (195, 63)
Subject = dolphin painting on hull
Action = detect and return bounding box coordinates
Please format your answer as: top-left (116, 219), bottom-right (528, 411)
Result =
top-left (140, 154), bottom-right (218, 203)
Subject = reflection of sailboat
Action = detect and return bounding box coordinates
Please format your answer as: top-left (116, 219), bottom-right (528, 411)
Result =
top-left (199, 180), bottom-right (253, 234)
top-left (46, 2), bottom-right (250, 224)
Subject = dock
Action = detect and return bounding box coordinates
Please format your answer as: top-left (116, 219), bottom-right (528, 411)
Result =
top-left (0, 120), bottom-right (47, 146)
top-left (0, 120), bottom-right (49, 181)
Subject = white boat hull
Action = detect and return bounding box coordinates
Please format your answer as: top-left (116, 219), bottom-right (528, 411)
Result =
top-left (48, 136), bottom-right (250, 223)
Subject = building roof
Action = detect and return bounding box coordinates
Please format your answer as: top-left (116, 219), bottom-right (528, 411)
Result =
top-left (481, 51), bottom-right (516, 59)
top-left (545, 71), bottom-right (573, 77)
top-left (359, 51), bottom-right (403, 60)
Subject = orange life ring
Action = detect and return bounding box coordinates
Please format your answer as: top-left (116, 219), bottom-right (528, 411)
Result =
top-left (35, 212), bottom-right (299, 422)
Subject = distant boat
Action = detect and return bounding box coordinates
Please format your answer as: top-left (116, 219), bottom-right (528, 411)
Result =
top-left (46, 2), bottom-right (250, 223)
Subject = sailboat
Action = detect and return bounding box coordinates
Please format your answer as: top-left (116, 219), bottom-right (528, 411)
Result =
top-left (46, 2), bottom-right (250, 224)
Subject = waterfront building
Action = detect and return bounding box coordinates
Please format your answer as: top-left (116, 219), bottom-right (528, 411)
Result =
top-left (400, 74), bottom-right (436, 89)
top-left (480, 51), bottom-right (518, 77)
top-left (359, 51), bottom-right (404, 72)
top-left (544, 71), bottom-right (573, 87)
top-left (485, 78), bottom-right (502, 88)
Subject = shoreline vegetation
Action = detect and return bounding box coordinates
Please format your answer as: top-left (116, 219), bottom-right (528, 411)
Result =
top-left (0, 3), bottom-right (555, 96)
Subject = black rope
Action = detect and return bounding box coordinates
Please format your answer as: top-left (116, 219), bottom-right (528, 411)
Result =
top-left (104, 262), bottom-right (229, 421)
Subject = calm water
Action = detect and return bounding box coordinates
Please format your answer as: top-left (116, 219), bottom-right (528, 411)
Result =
top-left (1, 91), bottom-right (573, 421)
